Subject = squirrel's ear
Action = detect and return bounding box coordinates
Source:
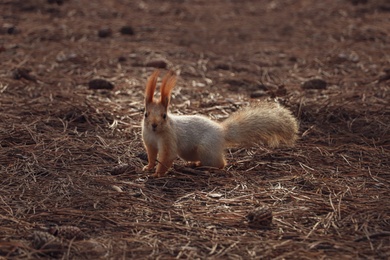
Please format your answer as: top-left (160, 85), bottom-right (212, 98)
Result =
top-left (145, 70), bottom-right (160, 104)
top-left (160, 71), bottom-right (177, 109)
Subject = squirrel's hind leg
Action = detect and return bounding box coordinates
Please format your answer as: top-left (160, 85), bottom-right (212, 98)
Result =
top-left (198, 147), bottom-right (226, 169)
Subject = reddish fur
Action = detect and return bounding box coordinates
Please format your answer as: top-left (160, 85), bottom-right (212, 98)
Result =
top-left (144, 145), bottom-right (158, 170)
top-left (154, 147), bottom-right (175, 177)
top-left (160, 71), bottom-right (176, 109)
top-left (143, 70), bottom-right (178, 177)
top-left (142, 70), bottom-right (298, 178)
top-left (145, 70), bottom-right (160, 104)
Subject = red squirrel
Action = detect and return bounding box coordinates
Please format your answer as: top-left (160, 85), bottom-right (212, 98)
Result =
top-left (142, 70), bottom-right (298, 177)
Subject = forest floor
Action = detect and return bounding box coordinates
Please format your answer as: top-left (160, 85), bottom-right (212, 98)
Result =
top-left (0, 0), bottom-right (389, 259)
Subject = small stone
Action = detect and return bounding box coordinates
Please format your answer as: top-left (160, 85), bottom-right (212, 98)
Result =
top-left (98, 28), bottom-right (112, 38)
top-left (223, 78), bottom-right (246, 87)
top-left (350, 0), bottom-right (367, 5)
top-left (289, 56), bottom-right (298, 62)
top-left (11, 68), bottom-right (37, 82)
top-left (146, 60), bottom-right (168, 69)
top-left (88, 79), bottom-right (114, 90)
top-left (302, 79), bottom-right (327, 90)
top-left (1, 24), bottom-right (18, 35)
top-left (111, 185), bottom-right (123, 192)
top-left (7, 26), bottom-right (17, 34)
top-left (120, 26), bottom-right (135, 35)
top-left (208, 193), bottom-right (223, 198)
top-left (48, 0), bottom-right (64, 5)
top-left (215, 63), bottom-right (230, 70)
top-left (378, 69), bottom-right (390, 83)
top-left (250, 90), bottom-right (267, 98)
top-left (118, 56), bottom-right (127, 62)
top-left (275, 85), bottom-right (287, 96)
top-left (110, 164), bottom-right (136, 175)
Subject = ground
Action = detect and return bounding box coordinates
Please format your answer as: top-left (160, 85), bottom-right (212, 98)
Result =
top-left (0, 0), bottom-right (389, 259)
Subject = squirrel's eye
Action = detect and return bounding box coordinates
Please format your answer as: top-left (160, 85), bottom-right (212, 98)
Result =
top-left (162, 113), bottom-right (167, 119)
top-left (144, 112), bottom-right (148, 118)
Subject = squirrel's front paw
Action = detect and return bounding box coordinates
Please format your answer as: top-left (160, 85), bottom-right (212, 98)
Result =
top-left (143, 164), bottom-right (154, 171)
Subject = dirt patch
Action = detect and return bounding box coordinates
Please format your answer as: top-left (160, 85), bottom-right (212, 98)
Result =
top-left (0, 0), bottom-right (389, 259)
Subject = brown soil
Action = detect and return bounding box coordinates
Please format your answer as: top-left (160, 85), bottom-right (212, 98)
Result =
top-left (1, 0), bottom-right (389, 259)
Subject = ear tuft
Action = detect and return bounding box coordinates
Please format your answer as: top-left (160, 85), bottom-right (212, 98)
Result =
top-left (145, 70), bottom-right (160, 104)
top-left (160, 71), bottom-right (177, 108)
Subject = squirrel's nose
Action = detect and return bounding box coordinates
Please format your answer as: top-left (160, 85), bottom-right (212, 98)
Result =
top-left (152, 123), bottom-right (157, 130)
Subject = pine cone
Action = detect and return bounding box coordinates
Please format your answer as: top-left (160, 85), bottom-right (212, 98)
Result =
top-left (48, 225), bottom-right (86, 240)
top-left (73, 239), bottom-right (107, 258)
top-left (246, 206), bottom-right (273, 228)
top-left (30, 231), bottom-right (63, 250)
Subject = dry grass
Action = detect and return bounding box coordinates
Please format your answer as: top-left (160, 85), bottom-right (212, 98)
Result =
top-left (1, 0), bottom-right (389, 259)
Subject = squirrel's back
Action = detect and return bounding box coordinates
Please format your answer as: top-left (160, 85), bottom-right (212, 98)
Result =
top-left (169, 114), bottom-right (225, 162)
top-left (221, 102), bottom-right (298, 148)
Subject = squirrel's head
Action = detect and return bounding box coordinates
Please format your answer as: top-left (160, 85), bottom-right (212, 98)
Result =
top-left (143, 70), bottom-right (176, 133)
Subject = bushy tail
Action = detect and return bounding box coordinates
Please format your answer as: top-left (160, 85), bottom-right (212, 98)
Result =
top-left (221, 102), bottom-right (299, 148)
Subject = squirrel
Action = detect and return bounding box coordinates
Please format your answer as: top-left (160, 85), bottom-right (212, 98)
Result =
top-left (142, 70), bottom-right (299, 177)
